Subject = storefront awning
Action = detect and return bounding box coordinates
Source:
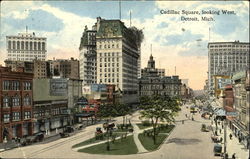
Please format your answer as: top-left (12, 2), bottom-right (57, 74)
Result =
top-left (75, 113), bottom-right (94, 118)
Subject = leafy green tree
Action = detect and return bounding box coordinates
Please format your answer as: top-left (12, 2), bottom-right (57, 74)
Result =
top-left (139, 95), bottom-right (180, 144)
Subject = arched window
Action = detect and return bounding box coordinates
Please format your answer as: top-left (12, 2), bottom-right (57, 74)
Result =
top-left (12, 95), bottom-right (20, 106)
top-left (3, 96), bottom-right (10, 107)
top-left (38, 42), bottom-right (41, 50)
top-left (30, 42), bottom-right (33, 50)
top-left (17, 41), bottom-right (20, 49)
top-left (42, 42), bottom-right (45, 50)
top-left (13, 41), bottom-right (16, 49)
top-left (34, 42), bottom-right (37, 50)
top-left (21, 41), bottom-right (24, 50)
top-left (8, 41), bottom-right (12, 49)
top-left (25, 41), bottom-right (29, 50)
top-left (24, 95), bottom-right (31, 106)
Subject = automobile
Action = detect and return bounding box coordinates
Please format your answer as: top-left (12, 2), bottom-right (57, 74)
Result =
top-left (213, 143), bottom-right (222, 156)
top-left (64, 126), bottom-right (74, 133)
top-left (33, 132), bottom-right (44, 142)
top-left (201, 124), bottom-right (210, 132)
top-left (211, 135), bottom-right (220, 143)
top-left (59, 132), bottom-right (70, 138)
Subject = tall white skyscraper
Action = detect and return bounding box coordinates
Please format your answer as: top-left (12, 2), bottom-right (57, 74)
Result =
top-left (6, 33), bottom-right (47, 61)
top-left (208, 41), bottom-right (250, 95)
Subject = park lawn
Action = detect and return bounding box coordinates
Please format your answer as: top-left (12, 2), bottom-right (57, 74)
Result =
top-left (157, 124), bottom-right (175, 133)
top-left (136, 123), bottom-right (152, 130)
top-left (138, 134), bottom-right (168, 151)
top-left (138, 125), bottom-right (175, 151)
top-left (78, 135), bottom-right (138, 155)
top-left (72, 132), bottom-right (126, 148)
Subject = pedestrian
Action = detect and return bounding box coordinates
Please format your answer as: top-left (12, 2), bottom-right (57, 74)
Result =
top-left (239, 137), bottom-right (241, 143)
top-left (232, 153), bottom-right (236, 159)
top-left (185, 114), bottom-right (187, 118)
top-left (215, 130), bottom-right (218, 136)
top-left (229, 134), bottom-right (233, 140)
top-left (220, 137), bottom-right (223, 143)
top-left (222, 124), bottom-right (223, 129)
top-left (219, 129), bottom-right (222, 134)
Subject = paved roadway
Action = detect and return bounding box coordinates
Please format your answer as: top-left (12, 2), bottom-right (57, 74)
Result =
top-left (0, 105), bottom-right (216, 159)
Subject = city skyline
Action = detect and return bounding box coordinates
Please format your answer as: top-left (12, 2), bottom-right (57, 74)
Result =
top-left (1, 1), bottom-right (249, 90)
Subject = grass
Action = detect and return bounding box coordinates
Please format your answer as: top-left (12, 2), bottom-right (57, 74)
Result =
top-left (138, 134), bottom-right (168, 151)
top-left (138, 125), bottom-right (175, 151)
top-left (72, 132), bottom-right (127, 148)
top-left (136, 123), bottom-right (152, 130)
top-left (78, 135), bottom-right (138, 155)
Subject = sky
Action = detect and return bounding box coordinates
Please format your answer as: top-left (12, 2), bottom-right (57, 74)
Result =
top-left (0, 1), bottom-right (249, 90)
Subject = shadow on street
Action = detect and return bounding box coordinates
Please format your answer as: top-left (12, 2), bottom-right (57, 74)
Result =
top-left (166, 138), bottom-right (202, 145)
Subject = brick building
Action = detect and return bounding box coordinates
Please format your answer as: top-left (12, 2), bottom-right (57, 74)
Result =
top-left (0, 66), bottom-right (33, 143)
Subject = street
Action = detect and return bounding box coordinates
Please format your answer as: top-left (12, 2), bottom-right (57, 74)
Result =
top-left (0, 104), bottom-right (221, 159)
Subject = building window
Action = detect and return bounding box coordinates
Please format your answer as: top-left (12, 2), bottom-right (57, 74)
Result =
top-left (38, 42), bottom-right (41, 50)
top-left (25, 41), bottom-right (29, 50)
top-left (24, 96), bottom-right (31, 105)
top-left (3, 81), bottom-right (10, 90)
top-left (21, 41), bottom-right (24, 50)
top-left (34, 42), bottom-right (37, 50)
top-left (3, 114), bottom-right (10, 123)
top-left (8, 41), bottom-right (12, 49)
top-left (13, 41), bottom-right (16, 49)
top-left (23, 82), bottom-right (32, 90)
top-left (24, 111), bottom-right (31, 119)
top-left (17, 41), bottom-right (20, 49)
top-left (42, 42), bottom-right (45, 50)
top-left (12, 112), bottom-right (20, 121)
top-left (12, 96), bottom-right (20, 106)
top-left (12, 81), bottom-right (20, 90)
top-left (3, 96), bottom-right (10, 107)
top-left (30, 42), bottom-right (33, 50)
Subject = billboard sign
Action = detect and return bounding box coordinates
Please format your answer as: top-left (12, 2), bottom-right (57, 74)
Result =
top-left (50, 78), bottom-right (68, 96)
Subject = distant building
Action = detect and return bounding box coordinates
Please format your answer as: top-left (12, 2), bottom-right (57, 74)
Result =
top-left (6, 32), bottom-right (47, 61)
top-left (79, 26), bottom-right (97, 85)
top-left (208, 41), bottom-right (250, 96)
top-left (5, 59), bottom-right (50, 79)
top-left (139, 55), bottom-right (181, 97)
top-left (141, 55), bottom-right (165, 77)
top-left (49, 58), bottom-right (80, 79)
top-left (0, 66), bottom-right (33, 143)
top-left (231, 70), bottom-right (249, 147)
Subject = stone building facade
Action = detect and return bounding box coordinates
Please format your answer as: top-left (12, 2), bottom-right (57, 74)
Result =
top-left (79, 26), bottom-right (97, 85)
top-left (208, 41), bottom-right (250, 96)
top-left (139, 55), bottom-right (181, 97)
top-left (231, 70), bottom-right (249, 147)
top-left (6, 33), bottom-right (47, 61)
top-left (0, 67), bottom-right (33, 143)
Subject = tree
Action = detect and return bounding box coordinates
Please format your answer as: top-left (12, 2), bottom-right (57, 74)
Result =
top-left (139, 95), bottom-right (180, 144)
top-left (97, 103), bottom-right (117, 122)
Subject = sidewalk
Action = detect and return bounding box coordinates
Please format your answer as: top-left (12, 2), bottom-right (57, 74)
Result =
top-left (211, 120), bottom-right (249, 159)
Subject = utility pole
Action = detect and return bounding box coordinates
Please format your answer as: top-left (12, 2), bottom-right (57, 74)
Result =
top-left (130, 10), bottom-right (132, 27)
top-left (119, 0), bottom-right (121, 20)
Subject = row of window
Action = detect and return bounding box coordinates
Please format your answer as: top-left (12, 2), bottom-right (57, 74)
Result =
top-left (3, 81), bottom-right (32, 90)
top-left (3, 96), bottom-right (31, 107)
top-left (8, 41), bottom-right (46, 51)
top-left (99, 57), bottom-right (120, 62)
top-left (99, 52), bottom-right (120, 57)
top-left (99, 78), bottom-right (119, 83)
top-left (3, 111), bottom-right (31, 123)
top-left (209, 45), bottom-right (249, 48)
top-left (100, 68), bottom-right (119, 73)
